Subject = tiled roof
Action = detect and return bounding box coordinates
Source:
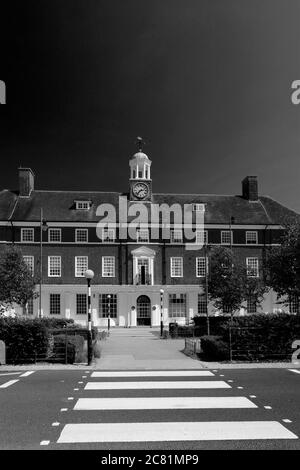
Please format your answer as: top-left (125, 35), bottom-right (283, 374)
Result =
top-left (0, 189), bottom-right (298, 225)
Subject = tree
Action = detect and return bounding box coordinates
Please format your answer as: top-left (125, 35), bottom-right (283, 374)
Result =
top-left (266, 221), bottom-right (300, 311)
top-left (0, 246), bottom-right (37, 315)
top-left (208, 246), bottom-right (268, 316)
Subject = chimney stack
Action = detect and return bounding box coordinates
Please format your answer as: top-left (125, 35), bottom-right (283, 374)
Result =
top-left (242, 176), bottom-right (258, 201)
top-left (18, 168), bottom-right (35, 197)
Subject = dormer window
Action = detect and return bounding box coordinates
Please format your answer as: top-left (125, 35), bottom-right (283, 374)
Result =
top-left (75, 200), bottom-right (91, 210)
top-left (192, 203), bottom-right (205, 212)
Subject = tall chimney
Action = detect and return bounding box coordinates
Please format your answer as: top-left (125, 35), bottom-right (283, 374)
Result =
top-left (18, 168), bottom-right (35, 197)
top-left (242, 176), bottom-right (258, 201)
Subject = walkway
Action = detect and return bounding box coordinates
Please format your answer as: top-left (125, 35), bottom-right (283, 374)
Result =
top-left (95, 327), bottom-right (204, 370)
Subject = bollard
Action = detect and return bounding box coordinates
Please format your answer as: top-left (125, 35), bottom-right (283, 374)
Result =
top-left (0, 340), bottom-right (6, 365)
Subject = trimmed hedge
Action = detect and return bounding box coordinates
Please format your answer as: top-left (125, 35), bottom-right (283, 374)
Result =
top-left (200, 335), bottom-right (230, 361)
top-left (198, 314), bottom-right (300, 361)
top-left (0, 317), bottom-right (51, 364)
top-left (0, 317), bottom-right (91, 364)
top-left (193, 315), bottom-right (230, 337)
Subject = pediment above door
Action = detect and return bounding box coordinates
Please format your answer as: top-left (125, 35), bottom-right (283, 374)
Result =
top-left (131, 246), bottom-right (156, 258)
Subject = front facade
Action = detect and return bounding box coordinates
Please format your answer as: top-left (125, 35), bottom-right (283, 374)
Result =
top-left (0, 143), bottom-right (299, 327)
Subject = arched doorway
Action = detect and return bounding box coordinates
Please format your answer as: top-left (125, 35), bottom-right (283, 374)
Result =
top-left (136, 295), bottom-right (151, 326)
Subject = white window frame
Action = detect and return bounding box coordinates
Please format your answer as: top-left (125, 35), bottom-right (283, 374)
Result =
top-left (75, 228), bottom-right (88, 243)
top-left (23, 255), bottom-right (34, 276)
top-left (75, 256), bottom-right (88, 277)
top-left (246, 257), bottom-right (259, 278)
top-left (75, 200), bottom-right (91, 210)
top-left (48, 228), bottom-right (61, 243)
top-left (21, 228), bottom-right (34, 243)
top-left (76, 293), bottom-right (87, 315)
top-left (48, 256), bottom-right (62, 277)
top-left (137, 228), bottom-right (149, 243)
top-left (221, 230), bottom-right (232, 245)
top-left (195, 230), bottom-right (208, 245)
top-left (170, 257), bottom-right (183, 278)
top-left (170, 229), bottom-right (183, 244)
top-left (246, 231), bottom-right (258, 244)
top-left (192, 203), bottom-right (205, 212)
top-left (102, 256), bottom-right (115, 277)
top-left (102, 228), bottom-right (115, 243)
top-left (196, 257), bottom-right (207, 277)
top-left (49, 293), bottom-right (61, 315)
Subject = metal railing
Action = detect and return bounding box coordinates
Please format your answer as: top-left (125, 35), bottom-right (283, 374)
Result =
top-left (134, 273), bottom-right (152, 285)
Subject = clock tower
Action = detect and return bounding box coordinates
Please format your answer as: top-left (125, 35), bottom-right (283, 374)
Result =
top-left (129, 137), bottom-right (152, 202)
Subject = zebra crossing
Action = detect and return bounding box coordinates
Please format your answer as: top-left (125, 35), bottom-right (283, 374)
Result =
top-left (56, 370), bottom-right (298, 445)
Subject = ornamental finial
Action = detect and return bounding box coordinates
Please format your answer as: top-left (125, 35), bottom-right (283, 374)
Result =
top-left (135, 136), bottom-right (145, 152)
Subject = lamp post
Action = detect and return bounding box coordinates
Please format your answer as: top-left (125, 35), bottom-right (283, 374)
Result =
top-left (107, 294), bottom-right (111, 332)
top-left (204, 242), bottom-right (210, 336)
top-left (160, 289), bottom-right (164, 337)
top-left (39, 208), bottom-right (48, 318)
top-left (84, 269), bottom-right (94, 366)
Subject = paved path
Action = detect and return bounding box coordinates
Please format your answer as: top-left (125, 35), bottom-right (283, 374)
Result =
top-left (95, 327), bottom-right (204, 370)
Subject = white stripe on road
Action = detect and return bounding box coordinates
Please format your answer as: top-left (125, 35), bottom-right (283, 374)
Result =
top-left (289, 369), bottom-right (300, 375)
top-left (0, 372), bottom-right (21, 376)
top-left (20, 371), bottom-right (35, 377)
top-left (91, 371), bottom-right (215, 378)
top-left (57, 421), bottom-right (298, 443)
top-left (0, 380), bottom-right (19, 389)
top-left (85, 381), bottom-right (231, 390)
top-left (74, 396), bottom-right (257, 410)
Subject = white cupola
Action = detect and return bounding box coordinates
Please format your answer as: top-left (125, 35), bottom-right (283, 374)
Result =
top-left (129, 137), bottom-right (152, 180)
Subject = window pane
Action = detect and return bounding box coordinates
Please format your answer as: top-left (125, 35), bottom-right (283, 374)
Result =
top-left (198, 294), bottom-right (207, 314)
top-left (99, 294), bottom-right (117, 318)
top-left (75, 256), bottom-right (88, 277)
top-left (76, 294), bottom-right (87, 315)
top-left (21, 228), bottom-right (34, 242)
top-left (49, 256), bottom-right (61, 277)
top-left (221, 231), bottom-right (231, 244)
top-left (168, 294), bottom-right (187, 317)
top-left (137, 229), bottom-right (149, 243)
top-left (196, 257), bottom-right (207, 277)
top-left (102, 256), bottom-right (115, 277)
top-left (170, 257), bottom-right (183, 277)
top-left (49, 229), bottom-right (61, 243)
top-left (102, 229), bottom-right (115, 242)
top-left (171, 230), bottom-right (182, 243)
top-left (246, 231), bottom-right (258, 244)
top-left (246, 258), bottom-right (259, 277)
top-left (50, 294), bottom-right (61, 315)
top-left (76, 229), bottom-right (88, 243)
top-left (23, 256), bottom-right (34, 275)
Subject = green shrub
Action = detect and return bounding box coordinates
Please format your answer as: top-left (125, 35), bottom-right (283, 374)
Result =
top-left (200, 335), bottom-right (230, 361)
top-left (40, 318), bottom-right (76, 329)
top-left (193, 316), bottom-right (230, 337)
top-left (198, 314), bottom-right (300, 361)
top-left (0, 317), bottom-right (50, 364)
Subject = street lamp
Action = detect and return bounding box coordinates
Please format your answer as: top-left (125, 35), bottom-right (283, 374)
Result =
top-left (160, 289), bottom-right (164, 337)
top-left (39, 208), bottom-right (48, 318)
top-left (107, 294), bottom-right (111, 332)
top-left (84, 269), bottom-right (94, 366)
top-left (204, 241), bottom-right (210, 336)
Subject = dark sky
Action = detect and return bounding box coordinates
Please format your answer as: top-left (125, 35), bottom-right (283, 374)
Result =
top-left (1, 0), bottom-right (300, 211)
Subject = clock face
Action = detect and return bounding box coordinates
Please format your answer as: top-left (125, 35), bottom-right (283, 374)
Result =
top-left (132, 182), bottom-right (149, 199)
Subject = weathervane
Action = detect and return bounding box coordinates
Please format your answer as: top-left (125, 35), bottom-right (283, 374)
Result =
top-left (135, 136), bottom-right (145, 152)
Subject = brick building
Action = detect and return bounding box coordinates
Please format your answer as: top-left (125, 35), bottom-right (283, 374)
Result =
top-left (0, 146), bottom-right (299, 326)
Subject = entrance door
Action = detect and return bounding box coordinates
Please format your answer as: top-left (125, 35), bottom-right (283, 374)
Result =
top-left (136, 295), bottom-right (151, 326)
